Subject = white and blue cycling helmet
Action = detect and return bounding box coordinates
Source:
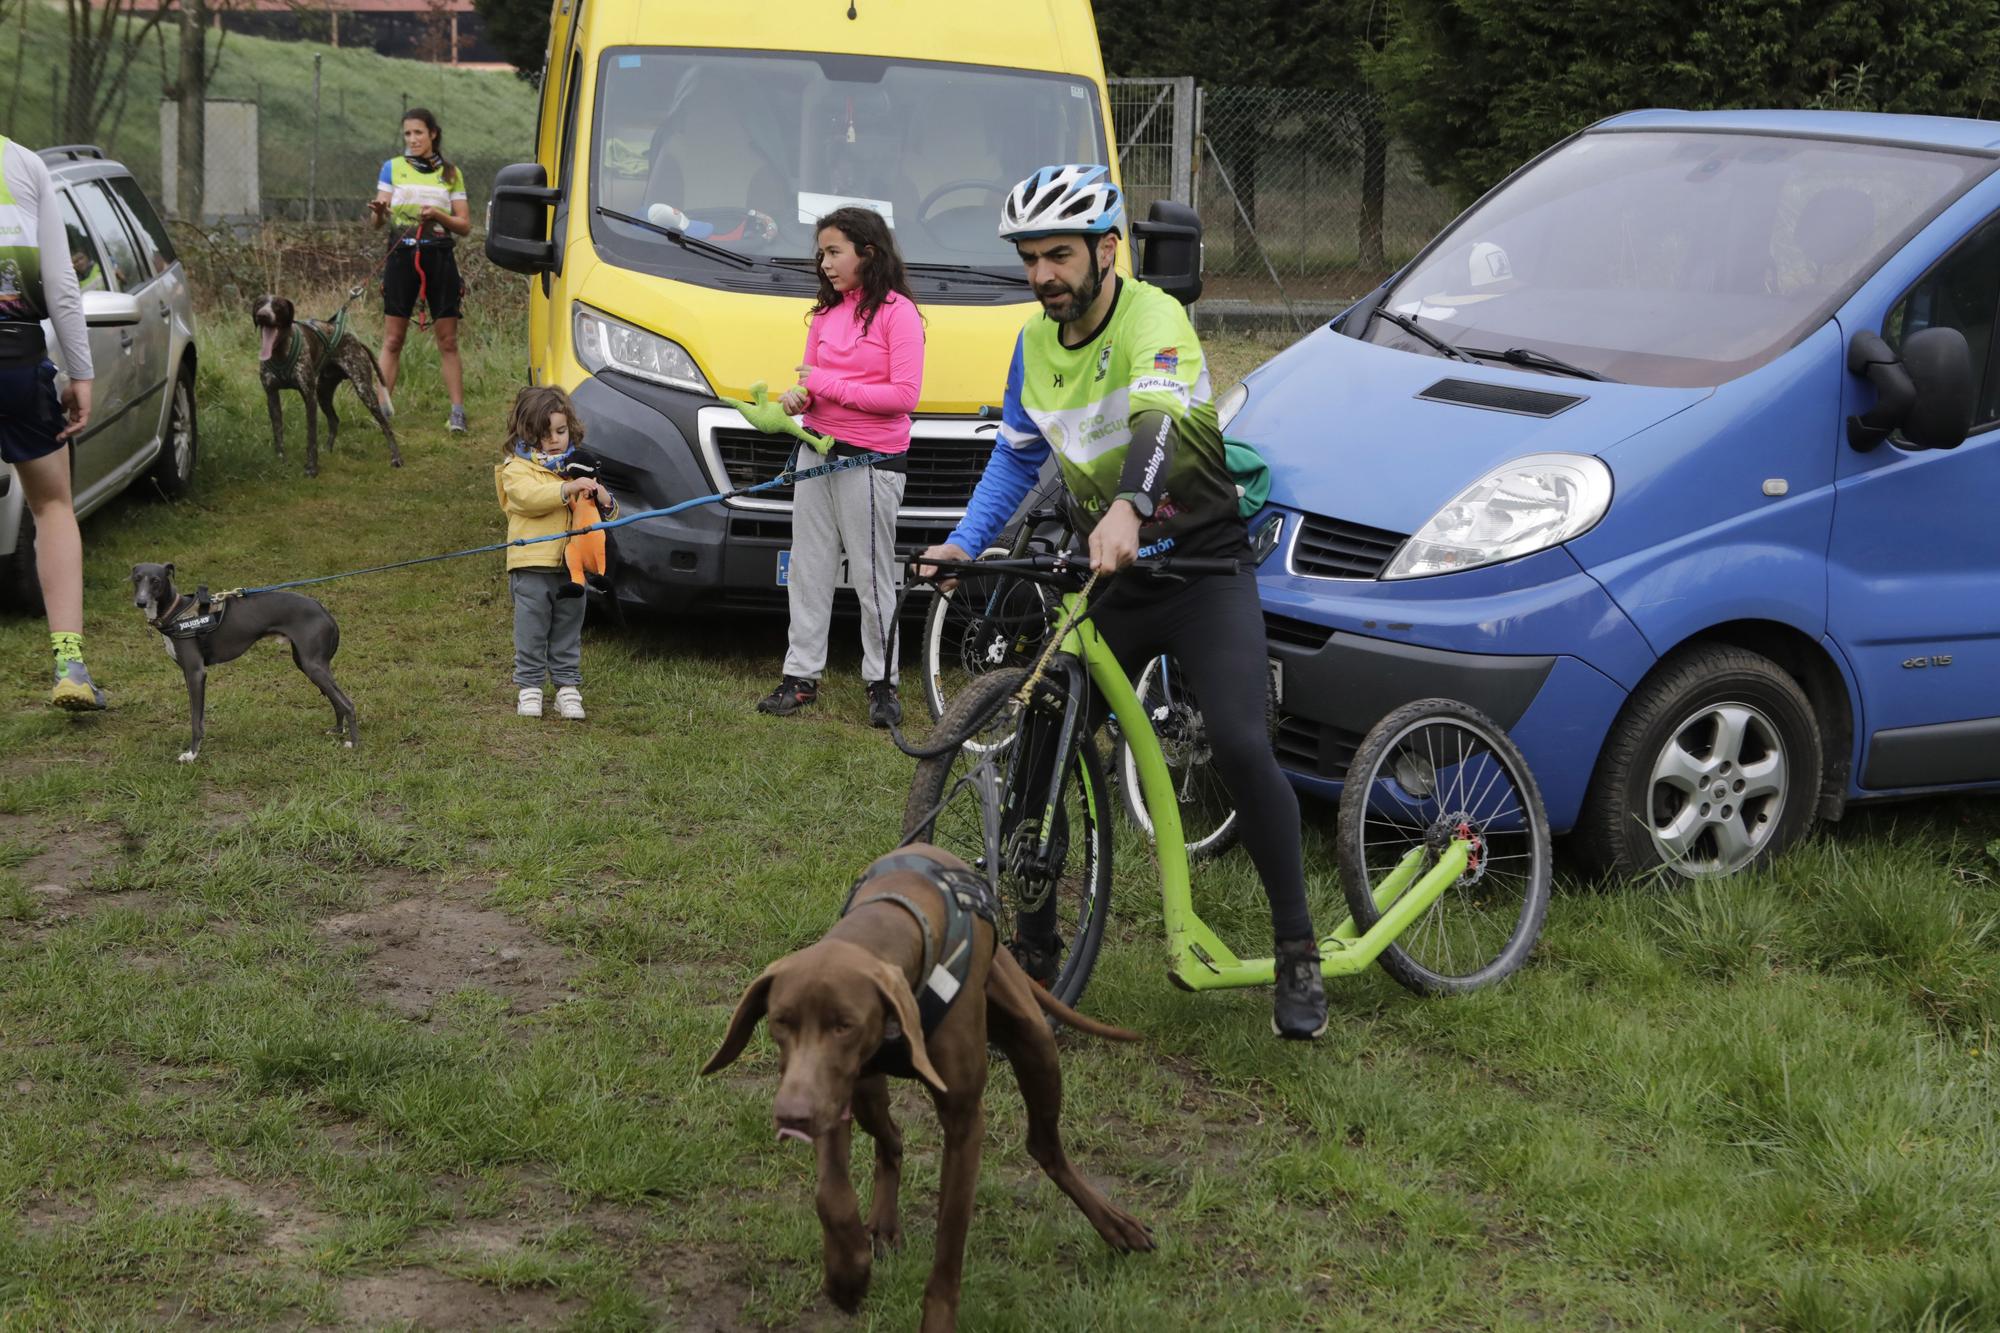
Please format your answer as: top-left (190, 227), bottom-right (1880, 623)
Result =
top-left (998, 164), bottom-right (1125, 242)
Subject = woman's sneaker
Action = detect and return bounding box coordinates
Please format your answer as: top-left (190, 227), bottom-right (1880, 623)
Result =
top-left (1272, 938), bottom-right (1329, 1040)
top-left (517, 687), bottom-right (544, 718)
top-left (447, 405), bottom-right (468, 434)
top-left (50, 659), bottom-right (107, 711)
top-left (756, 676), bottom-right (818, 716)
top-left (555, 685), bottom-right (586, 720)
top-left (866, 679), bottom-right (902, 728)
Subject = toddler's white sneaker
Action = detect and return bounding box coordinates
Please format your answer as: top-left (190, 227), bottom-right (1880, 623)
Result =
top-left (517, 687), bottom-right (544, 718)
top-left (555, 685), bottom-right (586, 721)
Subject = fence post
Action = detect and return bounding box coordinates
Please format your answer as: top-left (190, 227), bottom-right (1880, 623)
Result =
top-left (1170, 76), bottom-right (1194, 206)
top-left (309, 54), bottom-right (321, 224)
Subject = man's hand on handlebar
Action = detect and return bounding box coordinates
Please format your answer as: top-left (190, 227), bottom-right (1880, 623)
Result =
top-left (1088, 500), bottom-right (1142, 575)
top-left (915, 542), bottom-right (972, 588)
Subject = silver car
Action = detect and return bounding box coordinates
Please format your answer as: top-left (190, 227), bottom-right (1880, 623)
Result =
top-left (0, 144), bottom-right (198, 611)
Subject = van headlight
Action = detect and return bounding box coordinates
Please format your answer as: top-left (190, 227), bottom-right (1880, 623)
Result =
top-left (1383, 452), bottom-right (1612, 580)
top-left (1217, 380), bottom-right (1249, 431)
top-left (573, 303), bottom-right (711, 394)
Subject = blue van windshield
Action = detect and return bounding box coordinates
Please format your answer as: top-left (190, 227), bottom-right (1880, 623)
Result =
top-left (590, 48), bottom-right (1107, 292)
top-left (1370, 130), bottom-right (1989, 387)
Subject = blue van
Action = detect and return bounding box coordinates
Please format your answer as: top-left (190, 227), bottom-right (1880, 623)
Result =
top-left (1232, 109), bottom-right (2000, 879)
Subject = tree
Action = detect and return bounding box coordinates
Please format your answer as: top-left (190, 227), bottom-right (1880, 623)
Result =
top-left (60, 0), bottom-right (167, 144)
top-left (471, 0), bottom-right (546, 84)
top-left (156, 0), bottom-right (231, 221)
top-left (1368, 0), bottom-right (2000, 205)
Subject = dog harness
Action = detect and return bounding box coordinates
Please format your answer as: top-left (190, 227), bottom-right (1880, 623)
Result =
top-left (151, 587), bottom-right (233, 639)
top-left (841, 850), bottom-right (998, 1042)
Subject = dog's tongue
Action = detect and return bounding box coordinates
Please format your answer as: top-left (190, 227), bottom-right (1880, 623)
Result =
top-left (258, 324), bottom-right (280, 362)
top-left (775, 1127), bottom-right (813, 1146)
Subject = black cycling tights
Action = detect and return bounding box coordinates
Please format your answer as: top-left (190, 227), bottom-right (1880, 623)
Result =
top-left (1021, 569), bottom-right (1316, 947)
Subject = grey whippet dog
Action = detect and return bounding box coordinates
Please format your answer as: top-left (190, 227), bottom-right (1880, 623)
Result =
top-left (131, 562), bottom-right (357, 763)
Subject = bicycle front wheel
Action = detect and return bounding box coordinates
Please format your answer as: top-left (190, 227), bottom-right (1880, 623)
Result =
top-left (1337, 698), bottom-right (1551, 995)
top-left (1117, 654), bottom-right (1241, 862)
top-left (903, 666), bottom-right (1113, 1009)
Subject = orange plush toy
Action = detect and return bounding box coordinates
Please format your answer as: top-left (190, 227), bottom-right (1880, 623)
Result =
top-left (561, 483), bottom-right (616, 598)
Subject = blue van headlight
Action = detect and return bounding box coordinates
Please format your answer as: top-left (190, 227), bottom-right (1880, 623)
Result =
top-left (1217, 381), bottom-right (1249, 431)
top-left (574, 303), bottom-right (712, 395)
top-left (1383, 452), bottom-right (1612, 580)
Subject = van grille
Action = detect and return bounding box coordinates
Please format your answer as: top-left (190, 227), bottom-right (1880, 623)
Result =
top-left (1264, 612), bottom-right (1335, 652)
top-left (1416, 377), bottom-right (1585, 418)
top-left (1273, 712), bottom-right (1362, 782)
top-left (713, 429), bottom-right (995, 509)
top-left (1290, 513), bottom-right (1406, 580)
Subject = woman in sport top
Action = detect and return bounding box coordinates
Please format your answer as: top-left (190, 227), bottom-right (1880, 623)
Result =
top-left (368, 107), bottom-right (471, 433)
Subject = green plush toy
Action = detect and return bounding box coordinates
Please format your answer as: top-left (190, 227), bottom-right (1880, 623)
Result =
top-left (722, 380), bottom-right (835, 455)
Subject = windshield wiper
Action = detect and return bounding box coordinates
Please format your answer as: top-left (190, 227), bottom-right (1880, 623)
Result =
top-left (1364, 305), bottom-right (1474, 362)
top-left (596, 206), bottom-right (755, 271)
top-left (1459, 344), bottom-right (1609, 382)
top-left (902, 262), bottom-right (1031, 289)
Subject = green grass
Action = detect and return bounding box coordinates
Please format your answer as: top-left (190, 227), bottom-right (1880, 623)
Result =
top-left (2, 267), bottom-right (2000, 1330)
top-left (0, 7), bottom-right (536, 210)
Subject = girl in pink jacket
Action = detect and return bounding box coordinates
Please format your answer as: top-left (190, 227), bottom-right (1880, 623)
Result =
top-left (758, 206), bottom-right (924, 727)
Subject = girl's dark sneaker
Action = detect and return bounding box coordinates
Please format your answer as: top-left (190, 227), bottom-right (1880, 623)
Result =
top-left (1271, 938), bottom-right (1328, 1040)
top-left (757, 676), bottom-right (819, 716)
top-left (866, 679), bottom-right (902, 728)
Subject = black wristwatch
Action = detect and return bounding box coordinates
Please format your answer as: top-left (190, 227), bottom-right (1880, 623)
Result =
top-left (1113, 490), bottom-right (1156, 520)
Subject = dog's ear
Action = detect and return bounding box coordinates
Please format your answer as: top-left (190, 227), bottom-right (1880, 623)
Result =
top-left (866, 959), bottom-right (948, 1096)
top-left (701, 962), bottom-right (782, 1076)
top-left (164, 562), bottom-right (174, 579)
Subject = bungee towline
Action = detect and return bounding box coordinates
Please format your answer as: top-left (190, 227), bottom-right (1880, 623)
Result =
top-left (223, 448), bottom-right (886, 598)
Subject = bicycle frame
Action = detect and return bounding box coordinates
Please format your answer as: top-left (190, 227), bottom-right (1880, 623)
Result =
top-left (1059, 594), bottom-right (1474, 990)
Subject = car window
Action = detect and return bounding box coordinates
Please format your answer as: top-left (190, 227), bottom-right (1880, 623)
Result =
top-left (106, 175), bottom-right (178, 275)
top-left (71, 180), bottom-right (144, 292)
top-left (55, 191), bottom-right (106, 293)
top-left (1885, 215), bottom-right (2000, 432)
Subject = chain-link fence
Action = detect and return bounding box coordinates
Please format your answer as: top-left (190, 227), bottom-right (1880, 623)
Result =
top-left (1112, 82), bottom-right (1462, 326)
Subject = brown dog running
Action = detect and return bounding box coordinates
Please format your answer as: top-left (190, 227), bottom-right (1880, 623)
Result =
top-left (702, 844), bottom-right (1154, 1333)
top-left (252, 294), bottom-right (402, 478)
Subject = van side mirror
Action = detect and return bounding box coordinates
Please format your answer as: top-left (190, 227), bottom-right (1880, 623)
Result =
top-left (80, 290), bottom-right (140, 327)
top-left (485, 162), bottom-right (559, 275)
top-left (1847, 326), bottom-right (1974, 452)
top-left (1131, 199), bottom-right (1202, 306)
top-left (1900, 326), bottom-right (1975, 450)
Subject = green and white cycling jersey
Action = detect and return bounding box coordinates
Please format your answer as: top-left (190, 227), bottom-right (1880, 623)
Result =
top-left (949, 277), bottom-right (1245, 559)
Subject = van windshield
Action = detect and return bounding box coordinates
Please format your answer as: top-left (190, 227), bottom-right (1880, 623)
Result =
top-left (590, 48), bottom-right (1107, 293)
top-left (1369, 130), bottom-right (1989, 387)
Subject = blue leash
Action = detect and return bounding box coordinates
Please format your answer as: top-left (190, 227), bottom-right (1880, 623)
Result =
top-left (223, 448), bottom-right (883, 598)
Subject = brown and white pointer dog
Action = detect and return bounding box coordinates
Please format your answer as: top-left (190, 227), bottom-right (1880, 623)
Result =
top-left (252, 294), bottom-right (402, 477)
top-left (703, 845), bottom-right (1153, 1332)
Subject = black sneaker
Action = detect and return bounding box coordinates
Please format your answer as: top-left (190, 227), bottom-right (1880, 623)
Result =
top-left (866, 679), bottom-right (902, 729)
top-left (756, 676), bottom-right (819, 716)
top-left (1007, 934), bottom-right (1062, 990)
top-left (1271, 938), bottom-right (1328, 1040)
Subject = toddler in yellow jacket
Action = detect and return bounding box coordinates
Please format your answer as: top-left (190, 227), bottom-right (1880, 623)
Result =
top-left (496, 386), bottom-right (611, 720)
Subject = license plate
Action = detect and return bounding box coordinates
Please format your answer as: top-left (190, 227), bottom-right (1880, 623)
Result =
top-left (1268, 656), bottom-right (1284, 708)
top-left (776, 549), bottom-right (904, 590)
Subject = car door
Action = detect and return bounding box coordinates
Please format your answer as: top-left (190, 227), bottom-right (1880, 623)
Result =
top-left (1827, 212), bottom-right (2000, 790)
top-left (70, 178), bottom-right (166, 501)
top-left (51, 186), bottom-right (132, 499)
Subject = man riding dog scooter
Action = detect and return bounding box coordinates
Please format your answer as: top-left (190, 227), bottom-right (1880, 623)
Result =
top-left (919, 164), bottom-right (1328, 1040)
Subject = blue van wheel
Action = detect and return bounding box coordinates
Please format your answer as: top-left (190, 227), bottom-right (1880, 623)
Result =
top-left (1576, 646), bottom-right (1821, 881)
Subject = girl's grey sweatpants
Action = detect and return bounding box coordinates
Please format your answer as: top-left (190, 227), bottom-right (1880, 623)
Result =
top-left (511, 568), bottom-right (583, 687)
top-left (782, 462), bottom-right (906, 684)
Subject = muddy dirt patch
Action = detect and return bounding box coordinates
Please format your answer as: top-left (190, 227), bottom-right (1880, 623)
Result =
top-left (152, 1157), bottom-right (335, 1257)
top-left (339, 1267), bottom-right (580, 1329)
top-left (6, 820), bottom-right (126, 894)
top-left (319, 895), bottom-right (572, 1020)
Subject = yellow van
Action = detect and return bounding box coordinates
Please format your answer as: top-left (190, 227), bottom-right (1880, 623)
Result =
top-left (484, 0), bottom-right (1199, 612)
